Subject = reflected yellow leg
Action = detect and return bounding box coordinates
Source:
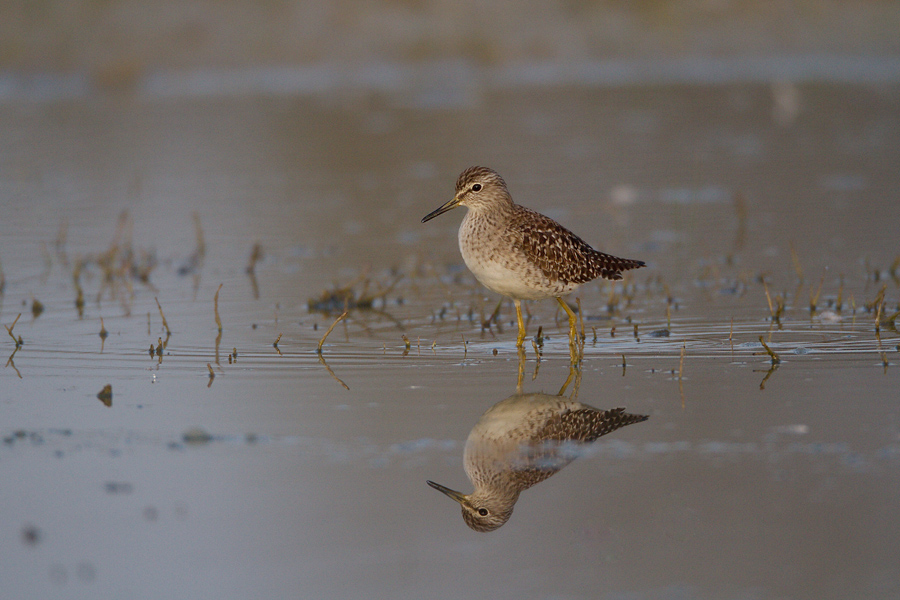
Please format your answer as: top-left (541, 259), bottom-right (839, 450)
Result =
top-left (514, 299), bottom-right (526, 348)
top-left (516, 346), bottom-right (526, 392)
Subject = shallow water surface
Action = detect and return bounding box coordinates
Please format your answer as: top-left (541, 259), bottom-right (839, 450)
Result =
top-left (1, 81), bottom-right (899, 599)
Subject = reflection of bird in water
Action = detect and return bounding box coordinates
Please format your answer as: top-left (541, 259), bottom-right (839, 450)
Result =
top-left (428, 392), bottom-right (648, 532)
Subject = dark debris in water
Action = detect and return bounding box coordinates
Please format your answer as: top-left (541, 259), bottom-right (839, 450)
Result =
top-left (104, 481), bottom-right (133, 495)
top-left (97, 384), bottom-right (113, 407)
top-left (21, 524), bottom-right (41, 546)
top-left (182, 427), bottom-right (213, 445)
top-left (308, 271), bottom-right (402, 314)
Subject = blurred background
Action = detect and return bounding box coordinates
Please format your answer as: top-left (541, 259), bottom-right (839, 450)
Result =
top-left (2, 1), bottom-right (899, 98)
top-left (2, 3), bottom-right (899, 600)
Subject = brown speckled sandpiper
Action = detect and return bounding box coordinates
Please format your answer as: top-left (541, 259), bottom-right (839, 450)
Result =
top-left (422, 166), bottom-right (645, 347)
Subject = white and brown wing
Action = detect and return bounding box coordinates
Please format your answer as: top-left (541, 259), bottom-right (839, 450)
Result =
top-left (511, 206), bottom-right (645, 284)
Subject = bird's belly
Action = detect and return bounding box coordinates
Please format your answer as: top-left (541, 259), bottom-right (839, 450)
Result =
top-left (460, 245), bottom-right (579, 301)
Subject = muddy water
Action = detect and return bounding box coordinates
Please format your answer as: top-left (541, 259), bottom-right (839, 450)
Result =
top-left (1, 80), bottom-right (899, 599)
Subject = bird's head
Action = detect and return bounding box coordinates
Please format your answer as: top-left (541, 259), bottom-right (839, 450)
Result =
top-left (421, 166), bottom-right (511, 223)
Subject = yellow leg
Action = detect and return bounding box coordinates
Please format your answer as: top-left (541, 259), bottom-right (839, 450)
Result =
top-left (556, 297), bottom-right (578, 342)
top-left (514, 299), bottom-right (526, 348)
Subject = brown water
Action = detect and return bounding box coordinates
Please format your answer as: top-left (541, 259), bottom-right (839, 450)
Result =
top-left (2, 76), bottom-right (899, 598)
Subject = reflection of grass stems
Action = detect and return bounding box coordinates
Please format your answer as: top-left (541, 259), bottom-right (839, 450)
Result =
top-left (317, 310), bottom-right (348, 354)
top-left (758, 336), bottom-right (781, 364)
top-left (5, 347), bottom-right (22, 378)
top-left (759, 363), bottom-right (779, 390)
top-left (318, 354), bottom-right (350, 390)
top-left (207, 363), bottom-right (215, 387)
top-left (155, 297), bottom-right (171, 336)
top-left (214, 283), bottom-right (223, 333)
top-left (99, 317), bottom-right (108, 339)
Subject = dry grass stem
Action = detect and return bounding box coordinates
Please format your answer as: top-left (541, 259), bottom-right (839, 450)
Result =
top-left (758, 336), bottom-right (781, 364)
top-left (97, 384), bottom-right (112, 407)
top-left (193, 213), bottom-right (206, 258)
top-left (317, 310), bottom-right (348, 354)
top-left (5, 313), bottom-right (22, 347)
top-left (214, 284), bottom-right (223, 333)
top-left (790, 244), bottom-right (804, 281)
top-left (155, 297), bottom-right (171, 336)
top-left (809, 275), bottom-right (824, 313)
top-left (246, 243), bottom-right (263, 274)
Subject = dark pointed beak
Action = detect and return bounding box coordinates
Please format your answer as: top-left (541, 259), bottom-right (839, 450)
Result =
top-left (426, 480), bottom-right (468, 505)
top-left (421, 197), bottom-right (462, 223)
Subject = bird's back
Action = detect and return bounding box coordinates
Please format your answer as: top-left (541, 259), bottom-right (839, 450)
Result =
top-left (459, 201), bottom-right (644, 301)
top-left (511, 205), bottom-right (645, 285)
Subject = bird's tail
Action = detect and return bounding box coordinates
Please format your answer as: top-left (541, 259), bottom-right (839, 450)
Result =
top-left (590, 251), bottom-right (646, 281)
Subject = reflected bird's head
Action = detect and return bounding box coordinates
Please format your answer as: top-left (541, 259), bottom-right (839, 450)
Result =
top-left (426, 480), bottom-right (516, 533)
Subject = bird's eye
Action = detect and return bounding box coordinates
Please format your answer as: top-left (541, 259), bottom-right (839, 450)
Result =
top-left (471, 183), bottom-right (482, 192)
top-left (477, 508), bottom-right (489, 516)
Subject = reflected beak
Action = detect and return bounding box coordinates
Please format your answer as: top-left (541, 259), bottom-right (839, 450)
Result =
top-left (426, 480), bottom-right (468, 505)
top-left (421, 197), bottom-right (462, 223)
